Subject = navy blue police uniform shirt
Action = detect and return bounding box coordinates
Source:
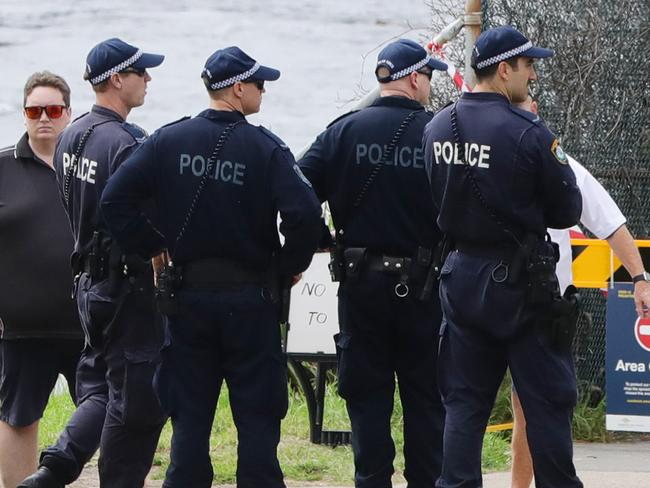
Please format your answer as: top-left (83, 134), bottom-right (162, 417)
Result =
top-left (423, 92), bottom-right (581, 244)
top-left (54, 105), bottom-right (146, 256)
top-left (298, 96), bottom-right (441, 256)
top-left (100, 109), bottom-right (322, 277)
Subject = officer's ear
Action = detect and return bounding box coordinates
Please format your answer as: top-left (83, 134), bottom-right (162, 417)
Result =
top-left (409, 71), bottom-right (420, 89)
top-left (109, 72), bottom-right (124, 90)
top-left (497, 57), bottom-right (520, 82)
top-left (232, 81), bottom-right (245, 100)
top-left (496, 60), bottom-right (511, 81)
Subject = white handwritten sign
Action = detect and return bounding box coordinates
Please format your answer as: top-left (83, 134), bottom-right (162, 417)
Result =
top-left (287, 253), bottom-right (339, 355)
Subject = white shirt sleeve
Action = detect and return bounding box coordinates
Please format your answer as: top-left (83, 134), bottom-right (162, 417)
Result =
top-left (549, 156), bottom-right (627, 292)
top-left (569, 155), bottom-right (626, 239)
top-left (548, 227), bottom-right (573, 293)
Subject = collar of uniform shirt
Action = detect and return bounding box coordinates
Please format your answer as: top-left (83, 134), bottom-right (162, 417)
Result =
top-left (198, 109), bottom-right (247, 122)
top-left (461, 91), bottom-right (510, 104)
top-left (373, 95), bottom-right (425, 110)
top-left (91, 104), bottom-right (126, 122)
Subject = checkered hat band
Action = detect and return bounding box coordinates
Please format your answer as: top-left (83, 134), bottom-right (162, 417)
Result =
top-left (209, 62), bottom-right (260, 90)
top-left (390, 55), bottom-right (431, 81)
top-left (90, 50), bottom-right (143, 85)
top-left (475, 41), bottom-right (532, 70)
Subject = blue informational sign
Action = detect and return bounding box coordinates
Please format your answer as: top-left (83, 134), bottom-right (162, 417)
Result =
top-left (606, 283), bottom-right (650, 432)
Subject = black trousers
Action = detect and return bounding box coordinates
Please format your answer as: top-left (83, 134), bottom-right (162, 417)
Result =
top-left (156, 285), bottom-right (288, 488)
top-left (336, 270), bottom-right (444, 488)
top-left (435, 250), bottom-right (582, 488)
top-left (40, 272), bottom-right (166, 487)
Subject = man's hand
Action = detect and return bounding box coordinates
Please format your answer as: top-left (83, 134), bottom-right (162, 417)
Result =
top-left (633, 280), bottom-right (650, 318)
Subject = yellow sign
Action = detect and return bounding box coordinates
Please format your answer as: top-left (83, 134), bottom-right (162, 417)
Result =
top-left (571, 238), bottom-right (650, 289)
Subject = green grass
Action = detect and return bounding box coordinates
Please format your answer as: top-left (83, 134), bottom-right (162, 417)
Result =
top-left (40, 393), bottom-right (76, 448)
top-left (573, 396), bottom-right (607, 442)
top-left (487, 371), bottom-right (611, 444)
top-left (41, 378), bottom-right (514, 484)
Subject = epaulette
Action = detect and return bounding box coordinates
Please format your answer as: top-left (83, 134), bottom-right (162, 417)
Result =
top-left (326, 110), bottom-right (359, 128)
top-left (259, 126), bottom-right (289, 150)
top-left (509, 105), bottom-right (542, 125)
top-left (159, 116), bottom-right (191, 130)
top-left (71, 112), bottom-right (90, 124)
top-left (122, 122), bottom-right (149, 143)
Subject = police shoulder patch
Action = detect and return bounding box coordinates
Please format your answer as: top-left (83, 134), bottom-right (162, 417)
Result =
top-left (259, 126), bottom-right (289, 150)
top-left (122, 122), bottom-right (149, 143)
top-left (326, 110), bottom-right (359, 128)
top-left (293, 164), bottom-right (312, 188)
top-left (550, 138), bottom-right (568, 164)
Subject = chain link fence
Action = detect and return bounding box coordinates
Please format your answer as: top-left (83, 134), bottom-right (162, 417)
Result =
top-left (426, 0), bottom-right (649, 401)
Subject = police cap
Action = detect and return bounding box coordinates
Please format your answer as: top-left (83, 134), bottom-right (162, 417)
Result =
top-left (202, 46), bottom-right (280, 91)
top-left (471, 26), bottom-right (554, 70)
top-left (84, 38), bottom-right (164, 85)
top-left (375, 39), bottom-right (447, 83)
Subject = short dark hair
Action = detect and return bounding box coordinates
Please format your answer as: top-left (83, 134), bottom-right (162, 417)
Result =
top-left (23, 71), bottom-right (71, 107)
top-left (201, 73), bottom-right (232, 100)
top-left (82, 70), bottom-right (111, 93)
top-left (473, 56), bottom-right (520, 82)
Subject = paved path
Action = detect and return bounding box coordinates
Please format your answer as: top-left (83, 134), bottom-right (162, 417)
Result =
top-left (71, 441), bottom-right (650, 487)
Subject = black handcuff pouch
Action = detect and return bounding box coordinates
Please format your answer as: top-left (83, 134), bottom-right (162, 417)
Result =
top-left (155, 263), bottom-right (181, 316)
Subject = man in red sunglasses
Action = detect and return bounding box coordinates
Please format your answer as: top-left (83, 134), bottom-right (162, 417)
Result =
top-left (0, 71), bottom-right (81, 488)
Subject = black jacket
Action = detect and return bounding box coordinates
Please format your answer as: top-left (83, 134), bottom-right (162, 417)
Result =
top-left (101, 109), bottom-right (322, 277)
top-left (299, 96), bottom-right (441, 256)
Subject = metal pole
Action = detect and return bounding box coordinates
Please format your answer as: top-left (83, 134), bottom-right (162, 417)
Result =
top-left (464, 0), bottom-right (483, 89)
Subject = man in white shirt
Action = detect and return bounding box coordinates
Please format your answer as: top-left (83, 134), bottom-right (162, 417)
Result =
top-left (510, 95), bottom-right (650, 488)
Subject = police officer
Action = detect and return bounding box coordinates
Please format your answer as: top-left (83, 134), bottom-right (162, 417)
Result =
top-left (511, 94), bottom-right (650, 488)
top-left (19, 38), bottom-right (166, 488)
top-left (298, 39), bottom-right (447, 488)
top-left (100, 46), bottom-right (322, 488)
top-left (423, 26), bottom-right (583, 488)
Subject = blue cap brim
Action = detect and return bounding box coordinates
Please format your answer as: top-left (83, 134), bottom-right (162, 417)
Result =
top-left (250, 65), bottom-right (280, 81)
top-left (427, 58), bottom-right (448, 72)
top-left (522, 46), bottom-right (554, 59)
top-left (132, 52), bottom-right (165, 69)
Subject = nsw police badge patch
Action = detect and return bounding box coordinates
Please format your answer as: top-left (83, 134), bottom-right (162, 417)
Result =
top-left (551, 139), bottom-right (568, 164)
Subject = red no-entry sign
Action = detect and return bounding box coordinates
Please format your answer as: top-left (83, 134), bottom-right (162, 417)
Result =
top-left (634, 317), bottom-right (650, 352)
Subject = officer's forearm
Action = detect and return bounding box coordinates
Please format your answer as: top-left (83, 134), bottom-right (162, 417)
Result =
top-left (607, 225), bottom-right (644, 277)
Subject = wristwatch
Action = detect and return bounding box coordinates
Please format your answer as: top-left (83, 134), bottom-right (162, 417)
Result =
top-left (632, 271), bottom-right (650, 284)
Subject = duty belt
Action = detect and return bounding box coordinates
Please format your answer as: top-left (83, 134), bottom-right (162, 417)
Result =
top-left (179, 258), bottom-right (267, 289)
top-left (342, 248), bottom-right (414, 298)
top-left (80, 253), bottom-right (149, 278)
top-left (363, 254), bottom-right (412, 274)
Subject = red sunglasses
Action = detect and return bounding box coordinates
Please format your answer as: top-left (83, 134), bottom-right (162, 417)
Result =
top-left (24, 105), bottom-right (67, 120)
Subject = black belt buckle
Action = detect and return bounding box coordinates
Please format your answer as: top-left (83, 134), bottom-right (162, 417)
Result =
top-left (378, 256), bottom-right (408, 273)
